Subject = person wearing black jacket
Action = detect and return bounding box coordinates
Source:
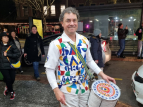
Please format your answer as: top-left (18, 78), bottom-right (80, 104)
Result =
top-left (90, 29), bottom-right (104, 79)
top-left (10, 31), bottom-right (24, 73)
top-left (117, 23), bottom-right (128, 58)
top-left (24, 25), bottom-right (45, 81)
top-left (0, 33), bottom-right (20, 100)
top-left (135, 22), bottom-right (143, 59)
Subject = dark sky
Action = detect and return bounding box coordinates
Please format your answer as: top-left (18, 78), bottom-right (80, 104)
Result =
top-left (0, 0), bottom-right (16, 21)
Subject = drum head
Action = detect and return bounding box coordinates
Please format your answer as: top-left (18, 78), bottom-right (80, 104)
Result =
top-left (92, 79), bottom-right (121, 100)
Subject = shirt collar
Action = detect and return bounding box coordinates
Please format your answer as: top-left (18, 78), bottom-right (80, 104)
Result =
top-left (61, 32), bottom-right (83, 44)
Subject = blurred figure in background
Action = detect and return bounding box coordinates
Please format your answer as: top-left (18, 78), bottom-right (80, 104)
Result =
top-left (117, 23), bottom-right (128, 58)
top-left (24, 25), bottom-right (45, 81)
top-left (135, 22), bottom-right (143, 59)
top-left (10, 31), bottom-right (23, 74)
top-left (0, 33), bottom-right (20, 100)
top-left (90, 29), bottom-right (104, 79)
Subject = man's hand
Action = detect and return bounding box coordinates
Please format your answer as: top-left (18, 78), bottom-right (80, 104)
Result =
top-left (42, 55), bottom-right (45, 57)
top-left (24, 53), bottom-right (27, 57)
top-left (4, 52), bottom-right (7, 56)
top-left (95, 60), bottom-right (98, 64)
top-left (54, 88), bottom-right (66, 105)
top-left (98, 71), bottom-right (116, 84)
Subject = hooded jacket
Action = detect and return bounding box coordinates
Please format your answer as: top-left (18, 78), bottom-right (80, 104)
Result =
top-left (0, 42), bottom-right (20, 69)
top-left (90, 35), bottom-right (104, 68)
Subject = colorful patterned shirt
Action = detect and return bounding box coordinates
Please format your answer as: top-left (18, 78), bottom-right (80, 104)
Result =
top-left (44, 32), bottom-right (101, 95)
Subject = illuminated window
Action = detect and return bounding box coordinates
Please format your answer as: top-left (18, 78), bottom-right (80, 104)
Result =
top-left (43, 6), bottom-right (47, 15)
top-left (51, 5), bottom-right (55, 16)
top-left (23, 6), bottom-right (28, 16)
top-left (61, 5), bottom-right (65, 13)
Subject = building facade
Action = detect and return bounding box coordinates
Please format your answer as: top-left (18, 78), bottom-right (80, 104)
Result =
top-left (14, 0), bottom-right (142, 22)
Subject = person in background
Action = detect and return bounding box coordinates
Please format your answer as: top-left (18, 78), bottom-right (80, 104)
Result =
top-left (3, 28), bottom-right (9, 36)
top-left (10, 31), bottom-right (23, 74)
top-left (24, 25), bottom-right (45, 81)
top-left (135, 22), bottom-right (143, 59)
top-left (90, 29), bottom-right (104, 79)
top-left (117, 23), bottom-right (128, 58)
top-left (0, 33), bottom-right (20, 100)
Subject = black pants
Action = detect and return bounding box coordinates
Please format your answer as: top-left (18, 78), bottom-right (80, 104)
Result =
top-left (0, 69), bottom-right (15, 92)
top-left (18, 67), bottom-right (22, 72)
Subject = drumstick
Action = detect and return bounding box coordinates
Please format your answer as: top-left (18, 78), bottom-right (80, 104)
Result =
top-left (60, 102), bottom-right (71, 107)
top-left (65, 102), bottom-right (71, 107)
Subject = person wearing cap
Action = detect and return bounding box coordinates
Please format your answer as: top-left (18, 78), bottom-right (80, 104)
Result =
top-left (0, 33), bottom-right (20, 100)
top-left (135, 22), bottom-right (143, 59)
top-left (117, 23), bottom-right (128, 58)
top-left (90, 29), bottom-right (104, 79)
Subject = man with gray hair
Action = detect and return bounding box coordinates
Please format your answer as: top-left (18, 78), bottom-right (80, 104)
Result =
top-left (44, 7), bottom-right (115, 107)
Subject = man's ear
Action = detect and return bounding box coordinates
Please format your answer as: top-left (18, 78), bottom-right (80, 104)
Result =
top-left (61, 22), bottom-right (63, 27)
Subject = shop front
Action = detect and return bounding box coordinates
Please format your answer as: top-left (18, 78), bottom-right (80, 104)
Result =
top-left (76, 2), bottom-right (143, 41)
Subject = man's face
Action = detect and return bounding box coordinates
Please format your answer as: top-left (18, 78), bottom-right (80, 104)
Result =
top-left (120, 24), bottom-right (123, 29)
top-left (31, 27), bottom-right (37, 34)
top-left (61, 13), bottom-right (78, 35)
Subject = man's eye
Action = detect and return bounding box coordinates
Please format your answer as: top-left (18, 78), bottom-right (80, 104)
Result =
top-left (73, 20), bottom-right (77, 22)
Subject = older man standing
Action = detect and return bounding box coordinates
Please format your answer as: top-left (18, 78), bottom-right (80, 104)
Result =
top-left (44, 7), bottom-right (115, 107)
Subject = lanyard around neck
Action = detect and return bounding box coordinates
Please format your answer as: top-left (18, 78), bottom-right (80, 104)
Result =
top-left (74, 42), bottom-right (80, 63)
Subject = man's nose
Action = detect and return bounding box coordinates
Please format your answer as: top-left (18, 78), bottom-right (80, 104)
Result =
top-left (70, 21), bottom-right (74, 25)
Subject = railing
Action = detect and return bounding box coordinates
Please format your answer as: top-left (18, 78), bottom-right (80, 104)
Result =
top-left (109, 40), bottom-right (138, 55)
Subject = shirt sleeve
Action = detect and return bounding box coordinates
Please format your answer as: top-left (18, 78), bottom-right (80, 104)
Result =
top-left (86, 40), bottom-right (102, 75)
top-left (45, 68), bottom-right (58, 90)
top-left (44, 41), bottom-right (60, 70)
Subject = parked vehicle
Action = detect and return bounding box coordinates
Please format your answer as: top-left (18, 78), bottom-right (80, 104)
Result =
top-left (131, 65), bottom-right (143, 105)
top-left (22, 33), bottom-right (111, 66)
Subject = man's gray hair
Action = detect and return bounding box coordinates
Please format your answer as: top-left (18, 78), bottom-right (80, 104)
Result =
top-left (59, 7), bottom-right (80, 22)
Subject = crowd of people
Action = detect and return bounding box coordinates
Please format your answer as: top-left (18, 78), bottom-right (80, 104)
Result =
top-left (0, 25), bottom-right (45, 100)
top-left (0, 6), bottom-right (143, 107)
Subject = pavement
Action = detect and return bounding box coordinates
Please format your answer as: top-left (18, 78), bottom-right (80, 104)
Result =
top-left (0, 56), bottom-right (143, 107)
top-left (0, 80), bottom-right (59, 107)
top-left (0, 75), bottom-right (133, 107)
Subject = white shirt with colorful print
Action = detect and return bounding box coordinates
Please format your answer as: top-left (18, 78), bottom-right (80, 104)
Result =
top-left (44, 32), bottom-right (101, 95)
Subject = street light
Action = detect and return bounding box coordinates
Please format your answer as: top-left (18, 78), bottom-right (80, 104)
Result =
top-left (115, 17), bottom-right (118, 19)
top-left (95, 19), bottom-right (99, 21)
